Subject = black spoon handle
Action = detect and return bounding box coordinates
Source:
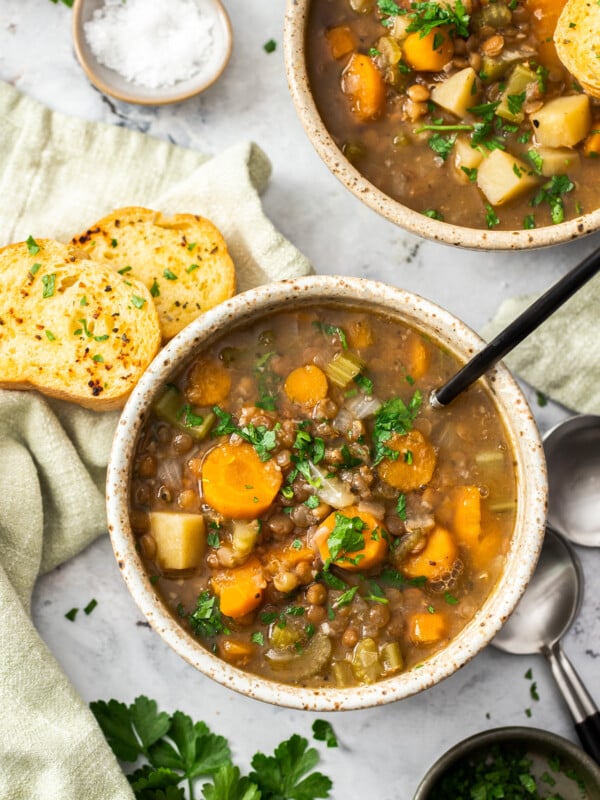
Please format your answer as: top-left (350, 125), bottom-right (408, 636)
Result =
top-left (431, 247), bottom-right (600, 408)
top-left (546, 641), bottom-right (600, 765)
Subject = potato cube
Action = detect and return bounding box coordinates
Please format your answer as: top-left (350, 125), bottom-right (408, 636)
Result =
top-left (453, 135), bottom-right (485, 183)
top-left (529, 146), bottom-right (580, 177)
top-left (431, 67), bottom-right (479, 118)
top-left (149, 512), bottom-right (206, 571)
top-left (531, 95), bottom-right (591, 148)
top-left (476, 149), bottom-right (540, 206)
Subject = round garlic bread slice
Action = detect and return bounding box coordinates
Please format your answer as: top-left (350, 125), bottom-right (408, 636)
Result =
top-left (0, 239), bottom-right (161, 410)
top-left (71, 207), bottom-right (236, 341)
top-left (554, 0), bottom-right (600, 98)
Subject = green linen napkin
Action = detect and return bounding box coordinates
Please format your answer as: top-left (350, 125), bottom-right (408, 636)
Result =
top-left (0, 80), bottom-right (312, 800)
top-left (483, 273), bottom-right (600, 415)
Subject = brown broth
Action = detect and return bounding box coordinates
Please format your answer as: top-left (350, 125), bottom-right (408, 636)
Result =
top-left (130, 306), bottom-right (517, 687)
top-left (305, 0), bottom-right (600, 230)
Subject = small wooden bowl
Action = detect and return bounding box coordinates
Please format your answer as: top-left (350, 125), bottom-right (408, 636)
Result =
top-left (72, 0), bottom-right (232, 106)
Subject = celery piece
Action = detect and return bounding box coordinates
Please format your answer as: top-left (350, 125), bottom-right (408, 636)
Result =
top-left (475, 450), bottom-right (505, 466)
top-left (489, 499), bottom-right (517, 513)
top-left (153, 386), bottom-right (215, 440)
top-left (496, 64), bottom-right (537, 123)
top-left (325, 351), bottom-right (364, 388)
top-left (381, 641), bottom-right (404, 674)
top-left (333, 660), bottom-right (355, 688)
top-left (232, 520), bottom-right (260, 558)
top-left (351, 637), bottom-right (384, 684)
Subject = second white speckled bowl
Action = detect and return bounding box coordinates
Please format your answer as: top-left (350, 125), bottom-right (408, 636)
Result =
top-left (106, 276), bottom-right (547, 710)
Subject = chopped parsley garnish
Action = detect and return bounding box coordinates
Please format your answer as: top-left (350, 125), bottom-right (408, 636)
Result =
top-left (187, 263), bottom-right (199, 273)
top-left (380, 567), bottom-right (427, 588)
top-left (428, 132), bottom-right (456, 161)
top-left (26, 235), bottom-right (40, 255)
top-left (212, 406), bottom-right (278, 461)
top-left (334, 585), bottom-right (359, 608)
top-left (150, 278), bottom-right (160, 297)
top-left (131, 294), bottom-right (146, 309)
top-left (251, 631), bottom-right (265, 646)
top-left (207, 530), bottom-right (220, 548)
top-left (326, 514), bottom-right (366, 564)
top-left (41, 273), bottom-right (56, 298)
top-left (396, 493), bottom-right (407, 520)
top-left (30, 262), bottom-right (41, 276)
top-left (461, 166), bottom-right (478, 182)
top-left (444, 591), bottom-right (459, 605)
top-left (176, 404), bottom-right (204, 428)
top-left (536, 390), bottom-right (548, 407)
top-left (405, 0), bottom-right (470, 38)
top-left (485, 204), bottom-right (500, 229)
top-left (45, 330), bottom-right (56, 341)
top-left (163, 268), bottom-right (178, 280)
top-left (423, 208), bottom-right (444, 220)
top-left (354, 373), bottom-right (374, 394)
top-left (117, 265), bottom-right (132, 275)
top-left (523, 214), bottom-right (536, 230)
top-left (506, 92), bottom-right (526, 115)
top-left (80, 295), bottom-right (88, 306)
top-left (372, 391), bottom-right (422, 465)
top-left (312, 320), bottom-right (348, 349)
top-left (187, 241), bottom-right (197, 251)
top-left (189, 591), bottom-right (230, 637)
top-left (530, 682), bottom-right (540, 701)
top-left (528, 149), bottom-right (543, 174)
top-left (263, 38), bottom-right (277, 53)
top-left (84, 598), bottom-right (98, 615)
top-left (305, 495), bottom-right (320, 509)
top-left (530, 174), bottom-right (574, 224)
top-left (92, 354), bottom-right (104, 363)
top-left (65, 607), bottom-right (78, 621)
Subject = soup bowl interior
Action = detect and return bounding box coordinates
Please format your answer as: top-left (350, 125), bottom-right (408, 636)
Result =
top-left (283, 0), bottom-right (600, 250)
top-left (106, 276), bottom-right (547, 710)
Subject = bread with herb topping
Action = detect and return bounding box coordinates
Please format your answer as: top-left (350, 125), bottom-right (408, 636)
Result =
top-left (71, 207), bottom-right (236, 341)
top-left (0, 238), bottom-right (161, 410)
top-left (554, 0), bottom-right (600, 98)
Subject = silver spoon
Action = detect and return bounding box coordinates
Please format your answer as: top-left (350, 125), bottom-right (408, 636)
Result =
top-left (544, 415), bottom-right (600, 547)
top-left (492, 527), bottom-right (600, 764)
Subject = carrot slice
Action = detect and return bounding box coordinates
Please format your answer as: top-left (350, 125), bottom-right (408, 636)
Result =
top-left (314, 506), bottom-right (388, 571)
top-left (584, 131), bottom-right (600, 157)
top-left (377, 429), bottom-right (437, 492)
top-left (325, 26), bottom-right (357, 59)
top-left (341, 53), bottom-right (386, 121)
top-left (202, 441), bottom-right (282, 518)
top-left (406, 334), bottom-right (429, 381)
top-left (186, 359), bottom-right (231, 406)
top-left (408, 611), bottom-right (449, 645)
top-left (346, 318), bottom-right (374, 350)
top-left (211, 556), bottom-right (266, 618)
top-left (403, 27), bottom-right (454, 72)
top-left (218, 637), bottom-right (256, 665)
top-left (452, 485), bottom-right (481, 547)
top-left (401, 525), bottom-right (457, 581)
top-left (284, 364), bottom-right (328, 405)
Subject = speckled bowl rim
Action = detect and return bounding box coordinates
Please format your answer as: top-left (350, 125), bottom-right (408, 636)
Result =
top-left (72, 0), bottom-right (233, 106)
top-left (283, 0), bottom-right (600, 251)
top-left (413, 726), bottom-right (600, 798)
top-left (106, 276), bottom-right (547, 711)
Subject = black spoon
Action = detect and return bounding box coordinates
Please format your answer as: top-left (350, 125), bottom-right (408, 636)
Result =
top-left (431, 247), bottom-right (600, 408)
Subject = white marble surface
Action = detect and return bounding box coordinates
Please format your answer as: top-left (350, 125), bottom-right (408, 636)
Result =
top-left (2, 0), bottom-right (600, 797)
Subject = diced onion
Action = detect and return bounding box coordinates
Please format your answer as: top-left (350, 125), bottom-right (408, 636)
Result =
top-left (308, 462), bottom-right (355, 509)
top-left (156, 458), bottom-right (182, 488)
top-left (357, 500), bottom-right (386, 520)
top-left (332, 407), bottom-right (354, 433)
top-left (345, 393), bottom-right (382, 419)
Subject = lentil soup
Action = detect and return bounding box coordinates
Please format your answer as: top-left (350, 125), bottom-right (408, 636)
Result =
top-left (130, 306), bottom-right (517, 688)
top-left (305, 0), bottom-right (600, 231)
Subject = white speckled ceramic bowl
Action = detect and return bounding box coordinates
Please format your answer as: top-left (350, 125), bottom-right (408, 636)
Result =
top-left (283, 0), bottom-right (600, 250)
top-left (106, 276), bottom-right (547, 710)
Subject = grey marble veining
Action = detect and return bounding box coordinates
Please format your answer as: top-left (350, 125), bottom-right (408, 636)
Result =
top-left (2, 0), bottom-right (599, 797)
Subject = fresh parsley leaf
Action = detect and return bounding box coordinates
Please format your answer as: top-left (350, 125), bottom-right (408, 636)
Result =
top-left (354, 373), bottom-right (374, 394)
top-left (263, 39), bottom-right (277, 54)
top-left (530, 174), bottom-right (574, 224)
top-left (506, 91), bottom-right (526, 115)
top-left (151, 278), bottom-right (161, 297)
top-left (334, 586), bottom-right (359, 608)
top-left (42, 273), bottom-right (56, 298)
top-left (406, 0), bottom-right (470, 38)
top-left (461, 166), bottom-right (478, 182)
top-left (523, 214), bottom-right (536, 230)
top-left (396, 493), bottom-right (407, 520)
top-left (423, 209), bottom-right (444, 220)
top-left (163, 269), bottom-right (178, 281)
top-left (84, 598), bottom-right (98, 615)
top-left (65, 607), bottom-right (78, 621)
top-left (312, 720), bottom-right (338, 748)
top-left (131, 294), bottom-right (147, 309)
top-left (251, 631), bottom-right (265, 646)
top-left (485, 204), bottom-right (500, 229)
top-left (250, 734), bottom-right (332, 799)
top-left (90, 696), bottom-right (171, 762)
top-left (149, 712), bottom-right (231, 779)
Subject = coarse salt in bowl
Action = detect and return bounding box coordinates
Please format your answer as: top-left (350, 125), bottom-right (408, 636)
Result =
top-left (72, 0), bottom-right (232, 105)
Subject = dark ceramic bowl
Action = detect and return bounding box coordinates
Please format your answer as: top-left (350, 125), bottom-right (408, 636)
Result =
top-left (414, 726), bottom-right (600, 799)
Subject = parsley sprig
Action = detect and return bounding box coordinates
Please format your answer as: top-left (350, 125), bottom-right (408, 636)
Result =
top-left (212, 407), bottom-right (278, 462)
top-left (530, 174), bottom-right (574, 224)
top-left (406, 0), bottom-right (470, 38)
top-left (91, 696), bottom-right (333, 799)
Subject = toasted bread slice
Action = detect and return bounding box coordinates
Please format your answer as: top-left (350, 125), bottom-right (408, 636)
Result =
top-left (0, 239), bottom-right (161, 410)
top-left (555, 0), bottom-right (600, 98)
top-left (71, 207), bottom-right (236, 341)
